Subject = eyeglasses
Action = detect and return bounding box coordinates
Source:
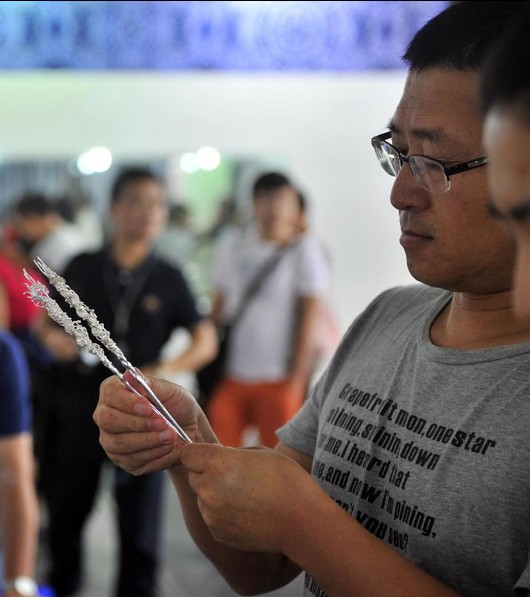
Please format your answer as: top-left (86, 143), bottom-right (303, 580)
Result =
top-left (371, 131), bottom-right (488, 196)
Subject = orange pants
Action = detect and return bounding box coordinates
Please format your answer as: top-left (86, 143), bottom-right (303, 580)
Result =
top-left (206, 378), bottom-right (305, 448)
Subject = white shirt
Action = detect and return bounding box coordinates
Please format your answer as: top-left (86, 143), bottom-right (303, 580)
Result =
top-left (30, 222), bottom-right (87, 274)
top-left (211, 229), bottom-right (330, 381)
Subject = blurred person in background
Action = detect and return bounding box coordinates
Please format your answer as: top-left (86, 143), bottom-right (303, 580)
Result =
top-left (199, 196), bottom-right (244, 246)
top-left (0, 329), bottom-right (40, 597)
top-left (205, 172), bottom-right (330, 447)
top-left (0, 254), bottom-right (43, 339)
top-left (0, 225), bottom-right (52, 486)
top-left (10, 193), bottom-right (86, 275)
top-left (0, 222), bottom-right (48, 346)
top-left (55, 194), bottom-right (104, 252)
top-left (34, 167), bottom-right (217, 597)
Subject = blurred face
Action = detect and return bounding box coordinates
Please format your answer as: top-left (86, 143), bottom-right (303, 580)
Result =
top-left (388, 69), bottom-right (516, 293)
top-left (253, 185), bottom-right (301, 241)
top-left (12, 213), bottom-right (55, 244)
top-left (484, 109), bottom-right (530, 322)
top-left (111, 178), bottom-right (167, 242)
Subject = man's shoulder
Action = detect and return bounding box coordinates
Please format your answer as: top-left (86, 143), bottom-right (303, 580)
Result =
top-left (211, 230), bottom-right (251, 270)
top-left (61, 249), bottom-right (106, 280)
top-left (66, 248), bottom-right (103, 266)
top-left (152, 255), bottom-right (188, 281)
top-left (295, 234), bottom-right (328, 259)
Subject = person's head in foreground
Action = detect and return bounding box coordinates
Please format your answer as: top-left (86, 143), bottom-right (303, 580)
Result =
top-left (481, 6), bottom-right (530, 323)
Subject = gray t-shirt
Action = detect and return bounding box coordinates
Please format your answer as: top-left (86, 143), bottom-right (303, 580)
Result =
top-left (277, 284), bottom-right (530, 597)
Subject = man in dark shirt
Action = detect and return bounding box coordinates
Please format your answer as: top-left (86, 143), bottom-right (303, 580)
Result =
top-left (36, 167), bottom-right (217, 597)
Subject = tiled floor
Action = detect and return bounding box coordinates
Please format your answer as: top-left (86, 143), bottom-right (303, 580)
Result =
top-left (37, 466), bottom-right (304, 597)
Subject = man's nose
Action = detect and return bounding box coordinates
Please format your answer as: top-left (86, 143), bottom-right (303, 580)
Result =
top-left (390, 165), bottom-right (430, 212)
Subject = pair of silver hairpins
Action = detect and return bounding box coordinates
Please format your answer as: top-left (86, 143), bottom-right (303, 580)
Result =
top-left (23, 257), bottom-right (192, 444)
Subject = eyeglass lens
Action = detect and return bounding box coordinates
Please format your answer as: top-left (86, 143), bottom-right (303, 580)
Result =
top-left (409, 157), bottom-right (449, 194)
top-left (373, 138), bottom-right (449, 194)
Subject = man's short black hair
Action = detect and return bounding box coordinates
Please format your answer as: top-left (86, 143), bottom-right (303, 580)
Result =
top-left (12, 192), bottom-right (56, 217)
top-left (111, 167), bottom-right (163, 204)
top-left (403, 1), bottom-right (529, 72)
top-left (252, 172), bottom-right (292, 196)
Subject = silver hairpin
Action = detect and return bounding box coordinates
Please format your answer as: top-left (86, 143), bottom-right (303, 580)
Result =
top-left (23, 258), bottom-right (191, 444)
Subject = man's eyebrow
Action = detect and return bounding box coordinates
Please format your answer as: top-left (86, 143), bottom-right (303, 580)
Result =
top-left (488, 199), bottom-right (530, 222)
top-left (388, 121), bottom-right (446, 145)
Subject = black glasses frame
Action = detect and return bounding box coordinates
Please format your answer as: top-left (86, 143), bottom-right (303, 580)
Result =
top-left (371, 131), bottom-right (488, 184)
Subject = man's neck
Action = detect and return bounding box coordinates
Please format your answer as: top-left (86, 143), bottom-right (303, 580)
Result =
top-left (430, 290), bottom-right (530, 349)
top-left (110, 237), bottom-right (152, 271)
top-left (257, 220), bottom-right (301, 244)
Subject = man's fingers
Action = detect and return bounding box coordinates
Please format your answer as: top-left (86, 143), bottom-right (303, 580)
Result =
top-left (99, 427), bottom-right (175, 454)
top-left (106, 444), bottom-right (178, 476)
top-left (96, 375), bottom-right (172, 436)
top-left (94, 402), bottom-right (167, 434)
top-left (180, 443), bottom-right (227, 473)
top-left (99, 375), bottom-right (143, 413)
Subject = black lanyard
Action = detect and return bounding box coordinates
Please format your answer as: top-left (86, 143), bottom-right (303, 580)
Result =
top-left (101, 251), bottom-right (156, 353)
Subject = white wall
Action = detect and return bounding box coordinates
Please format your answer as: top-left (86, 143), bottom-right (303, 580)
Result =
top-left (0, 71), bottom-right (414, 330)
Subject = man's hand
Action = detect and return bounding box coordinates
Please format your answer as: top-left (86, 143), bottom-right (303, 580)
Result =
top-left (180, 443), bottom-right (320, 554)
top-left (93, 371), bottom-right (212, 475)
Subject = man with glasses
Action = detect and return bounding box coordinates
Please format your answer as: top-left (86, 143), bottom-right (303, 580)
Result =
top-left (93, 3), bottom-right (530, 596)
top-left (371, 131), bottom-right (488, 196)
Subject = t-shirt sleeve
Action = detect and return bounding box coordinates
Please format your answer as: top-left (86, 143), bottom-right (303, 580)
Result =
top-left (0, 332), bottom-right (31, 436)
top-left (276, 378), bottom-right (324, 456)
top-left (295, 236), bottom-right (330, 297)
top-left (276, 285), bottom-right (419, 453)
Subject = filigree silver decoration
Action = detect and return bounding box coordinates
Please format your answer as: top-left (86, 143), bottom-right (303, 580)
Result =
top-left (23, 258), bottom-right (191, 444)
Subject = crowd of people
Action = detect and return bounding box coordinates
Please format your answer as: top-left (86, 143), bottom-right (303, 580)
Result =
top-left (4, 2), bottom-right (530, 596)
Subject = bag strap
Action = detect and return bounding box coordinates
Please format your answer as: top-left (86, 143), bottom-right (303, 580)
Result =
top-left (228, 240), bottom-right (297, 328)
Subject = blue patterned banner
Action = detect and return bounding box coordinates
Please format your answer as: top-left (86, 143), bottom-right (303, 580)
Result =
top-left (0, 1), bottom-right (449, 70)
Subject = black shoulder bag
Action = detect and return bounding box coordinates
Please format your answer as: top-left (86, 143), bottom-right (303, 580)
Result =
top-left (196, 243), bottom-right (294, 407)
